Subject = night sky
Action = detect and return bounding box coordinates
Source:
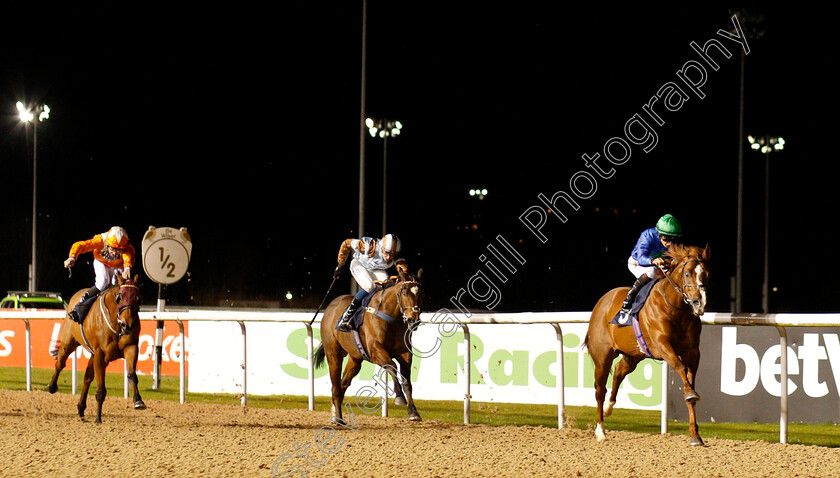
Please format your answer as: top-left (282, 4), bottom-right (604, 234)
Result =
top-left (0, 5), bottom-right (834, 314)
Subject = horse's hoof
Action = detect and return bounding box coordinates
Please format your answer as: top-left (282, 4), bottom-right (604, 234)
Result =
top-left (409, 413), bottom-right (422, 422)
top-left (595, 424), bottom-right (606, 442)
top-left (690, 436), bottom-right (705, 446)
top-left (95, 418), bottom-right (102, 424)
top-left (134, 401), bottom-right (147, 410)
top-left (685, 391), bottom-right (701, 402)
top-left (394, 397), bottom-right (407, 406)
top-left (46, 384), bottom-right (57, 394)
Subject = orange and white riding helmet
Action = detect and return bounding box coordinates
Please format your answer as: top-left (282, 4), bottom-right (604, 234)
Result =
top-left (106, 226), bottom-right (129, 249)
top-left (380, 234), bottom-right (401, 257)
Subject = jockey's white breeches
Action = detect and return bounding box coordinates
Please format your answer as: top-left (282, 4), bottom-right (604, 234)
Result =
top-left (627, 257), bottom-right (663, 280)
top-left (350, 259), bottom-right (389, 292)
top-left (93, 260), bottom-right (124, 291)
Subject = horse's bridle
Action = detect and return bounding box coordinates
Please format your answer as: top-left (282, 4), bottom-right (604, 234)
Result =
top-left (658, 259), bottom-right (706, 312)
top-left (396, 280), bottom-right (422, 325)
top-left (101, 283), bottom-right (140, 336)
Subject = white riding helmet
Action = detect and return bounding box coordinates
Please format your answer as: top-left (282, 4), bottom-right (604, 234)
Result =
top-left (380, 234), bottom-right (401, 256)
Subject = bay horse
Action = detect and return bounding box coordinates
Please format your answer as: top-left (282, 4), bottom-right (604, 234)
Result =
top-left (313, 268), bottom-right (423, 422)
top-left (47, 274), bottom-right (145, 423)
top-left (584, 244), bottom-right (710, 446)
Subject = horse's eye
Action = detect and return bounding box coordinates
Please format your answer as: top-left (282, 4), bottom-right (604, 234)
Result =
top-left (116, 295), bottom-right (122, 304)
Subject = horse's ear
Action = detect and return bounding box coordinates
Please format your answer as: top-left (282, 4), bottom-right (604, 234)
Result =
top-left (416, 267), bottom-right (424, 283)
top-left (117, 274), bottom-right (126, 286)
top-left (398, 267), bottom-right (408, 282)
top-left (702, 244), bottom-right (711, 261)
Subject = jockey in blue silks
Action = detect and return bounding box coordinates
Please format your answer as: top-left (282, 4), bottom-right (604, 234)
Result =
top-left (620, 214), bottom-right (683, 313)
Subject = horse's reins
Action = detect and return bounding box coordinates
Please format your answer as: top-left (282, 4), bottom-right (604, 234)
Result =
top-left (100, 284), bottom-right (140, 336)
top-left (658, 259), bottom-right (706, 310)
top-left (369, 280), bottom-right (421, 325)
top-left (396, 280), bottom-right (422, 321)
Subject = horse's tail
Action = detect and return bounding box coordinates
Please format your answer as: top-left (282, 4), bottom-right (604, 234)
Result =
top-left (313, 343), bottom-right (326, 369)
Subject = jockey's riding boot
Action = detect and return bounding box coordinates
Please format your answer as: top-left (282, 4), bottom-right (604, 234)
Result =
top-left (69, 287), bottom-right (100, 324)
top-left (337, 297), bottom-right (362, 331)
top-left (620, 275), bottom-right (652, 313)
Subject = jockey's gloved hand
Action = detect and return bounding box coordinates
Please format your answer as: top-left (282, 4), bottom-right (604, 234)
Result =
top-left (333, 264), bottom-right (344, 278)
top-left (64, 257), bottom-right (75, 269)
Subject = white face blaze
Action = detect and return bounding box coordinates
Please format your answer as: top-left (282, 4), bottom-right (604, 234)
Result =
top-left (692, 263), bottom-right (707, 314)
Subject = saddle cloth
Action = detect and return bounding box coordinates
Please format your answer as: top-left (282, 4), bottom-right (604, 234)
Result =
top-left (610, 279), bottom-right (658, 326)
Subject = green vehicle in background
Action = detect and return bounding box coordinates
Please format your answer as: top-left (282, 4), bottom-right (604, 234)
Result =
top-left (0, 291), bottom-right (67, 310)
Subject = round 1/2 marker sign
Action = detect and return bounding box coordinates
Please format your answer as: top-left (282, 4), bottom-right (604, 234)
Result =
top-left (142, 226), bottom-right (192, 285)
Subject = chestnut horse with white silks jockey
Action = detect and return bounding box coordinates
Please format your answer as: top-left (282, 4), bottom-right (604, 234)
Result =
top-left (314, 268), bottom-right (423, 422)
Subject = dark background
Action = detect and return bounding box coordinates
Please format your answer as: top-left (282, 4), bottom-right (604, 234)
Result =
top-left (0, 4), bottom-right (833, 313)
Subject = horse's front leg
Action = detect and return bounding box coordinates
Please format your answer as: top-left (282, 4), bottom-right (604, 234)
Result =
top-left (395, 352), bottom-right (421, 421)
top-left (123, 344), bottom-right (146, 410)
top-left (93, 349), bottom-right (108, 424)
top-left (681, 346), bottom-right (703, 446)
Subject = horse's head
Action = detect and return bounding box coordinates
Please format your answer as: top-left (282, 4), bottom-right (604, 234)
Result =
top-left (667, 244), bottom-right (711, 316)
top-left (396, 268), bottom-right (424, 329)
top-left (115, 274), bottom-right (142, 335)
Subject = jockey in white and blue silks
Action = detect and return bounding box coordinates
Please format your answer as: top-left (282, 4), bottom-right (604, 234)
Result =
top-left (620, 214), bottom-right (682, 313)
top-left (334, 234), bottom-right (408, 330)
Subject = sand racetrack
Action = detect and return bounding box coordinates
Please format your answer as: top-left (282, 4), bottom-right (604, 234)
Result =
top-left (1, 389), bottom-right (838, 477)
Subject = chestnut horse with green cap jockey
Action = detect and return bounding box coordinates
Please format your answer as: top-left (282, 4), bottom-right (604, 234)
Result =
top-left (585, 242), bottom-right (711, 446)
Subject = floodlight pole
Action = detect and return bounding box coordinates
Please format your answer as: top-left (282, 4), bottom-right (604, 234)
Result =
top-left (18, 102), bottom-right (49, 293)
top-left (31, 118), bottom-right (38, 292)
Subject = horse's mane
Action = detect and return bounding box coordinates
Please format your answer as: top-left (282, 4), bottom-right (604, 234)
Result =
top-left (667, 243), bottom-right (710, 263)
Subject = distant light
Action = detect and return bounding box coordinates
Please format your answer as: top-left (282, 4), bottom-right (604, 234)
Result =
top-left (365, 118), bottom-right (374, 128)
top-left (369, 127), bottom-right (378, 137)
top-left (16, 101), bottom-right (33, 122)
top-left (39, 105), bottom-right (50, 122)
top-left (285, 292), bottom-right (293, 300)
top-left (395, 121), bottom-right (403, 129)
top-left (481, 189), bottom-right (488, 196)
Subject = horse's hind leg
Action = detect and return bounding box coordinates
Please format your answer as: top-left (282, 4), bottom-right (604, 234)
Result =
top-left (395, 352), bottom-right (420, 421)
top-left (332, 355), bottom-right (363, 424)
top-left (591, 348), bottom-right (618, 442)
top-left (47, 332), bottom-right (79, 394)
top-left (605, 355), bottom-right (642, 417)
top-left (92, 349), bottom-right (107, 424)
top-left (78, 360), bottom-right (95, 419)
top-left (123, 344), bottom-right (146, 409)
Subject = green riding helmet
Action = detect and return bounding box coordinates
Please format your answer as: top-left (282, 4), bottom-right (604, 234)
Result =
top-left (656, 214), bottom-right (682, 237)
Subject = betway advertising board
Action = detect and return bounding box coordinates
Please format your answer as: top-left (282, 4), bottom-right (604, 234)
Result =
top-left (0, 318), bottom-right (188, 376)
top-left (668, 325), bottom-right (840, 424)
